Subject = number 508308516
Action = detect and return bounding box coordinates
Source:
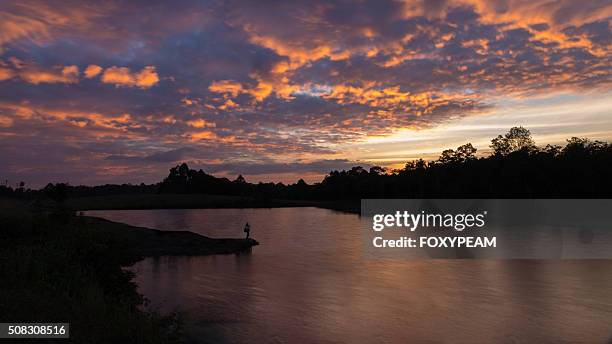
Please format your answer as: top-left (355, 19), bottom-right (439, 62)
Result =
top-left (1, 323), bottom-right (69, 338)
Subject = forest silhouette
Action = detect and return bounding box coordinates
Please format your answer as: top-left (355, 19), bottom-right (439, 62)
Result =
top-left (3, 127), bottom-right (612, 200)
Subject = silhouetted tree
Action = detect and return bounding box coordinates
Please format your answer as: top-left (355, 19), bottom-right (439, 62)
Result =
top-left (438, 149), bottom-right (457, 164)
top-left (456, 143), bottom-right (477, 161)
top-left (404, 159), bottom-right (427, 171)
top-left (43, 183), bottom-right (69, 203)
top-left (491, 126), bottom-right (535, 155)
top-left (437, 143), bottom-right (477, 164)
top-left (0, 185), bottom-right (15, 197)
top-left (369, 166), bottom-right (386, 175)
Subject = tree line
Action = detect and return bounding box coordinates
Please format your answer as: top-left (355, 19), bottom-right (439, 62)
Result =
top-left (3, 127), bottom-right (612, 200)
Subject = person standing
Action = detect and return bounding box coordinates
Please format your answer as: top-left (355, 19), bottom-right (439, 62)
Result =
top-left (244, 222), bottom-right (251, 239)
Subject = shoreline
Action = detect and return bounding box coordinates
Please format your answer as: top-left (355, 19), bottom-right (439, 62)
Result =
top-left (83, 215), bottom-right (259, 258)
top-left (65, 193), bottom-right (360, 214)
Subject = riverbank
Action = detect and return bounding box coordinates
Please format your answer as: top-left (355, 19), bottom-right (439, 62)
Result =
top-left (65, 193), bottom-right (360, 214)
top-left (0, 198), bottom-right (257, 343)
top-left (83, 215), bottom-right (259, 257)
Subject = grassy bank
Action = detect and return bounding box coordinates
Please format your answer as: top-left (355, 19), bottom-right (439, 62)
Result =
top-left (0, 198), bottom-right (257, 343)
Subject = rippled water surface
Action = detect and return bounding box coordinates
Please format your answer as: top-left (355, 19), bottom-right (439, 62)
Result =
top-left (86, 208), bottom-right (612, 343)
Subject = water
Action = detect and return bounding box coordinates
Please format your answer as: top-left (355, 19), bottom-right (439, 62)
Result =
top-left (86, 208), bottom-right (612, 343)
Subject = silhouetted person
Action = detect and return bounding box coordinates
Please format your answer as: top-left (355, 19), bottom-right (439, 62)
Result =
top-left (244, 222), bottom-right (251, 239)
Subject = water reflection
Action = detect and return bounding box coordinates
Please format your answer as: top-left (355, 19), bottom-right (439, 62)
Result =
top-left (87, 208), bottom-right (612, 343)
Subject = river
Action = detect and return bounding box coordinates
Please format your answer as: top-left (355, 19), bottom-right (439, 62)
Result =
top-left (86, 207), bottom-right (612, 343)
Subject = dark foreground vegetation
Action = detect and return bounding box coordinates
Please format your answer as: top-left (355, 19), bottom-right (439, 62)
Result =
top-left (2, 127), bottom-right (610, 206)
top-left (0, 199), bottom-right (257, 343)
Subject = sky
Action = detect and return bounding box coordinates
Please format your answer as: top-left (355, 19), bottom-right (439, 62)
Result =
top-left (0, 0), bottom-right (610, 187)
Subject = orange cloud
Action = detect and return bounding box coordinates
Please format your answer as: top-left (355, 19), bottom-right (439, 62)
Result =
top-left (209, 76), bottom-right (301, 103)
top-left (218, 99), bottom-right (238, 111)
top-left (0, 102), bottom-right (139, 134)
top-left (186, 118), bottom-right (215, 128)
top-left (209, 77), bottom-right (295, 105)
top-left (190, 130), bottom-right (218, 141)
top-left (0, 2), bottom-right (114, 51)
top-left (400, 0), bottom-right (612, 53)
top-left (208, 80), bottom-right (244, 97)
top-left (84, 64), bottom-right (102, 78)
top-left (135, 66), bottom-right (159, 88)
top-left (18, 64), bottom-right (79, 84)
top-left (0, 61), bottom-right (162, 89)
top-left (0, 11), bottom-right (50, 49)
top-left (245, 33), bottom-right (353, 73)
top-left (0, 67), bottom-right (14, 81)
top-left (462, 0), bottom-right (612, 28)
top-left (101, 66), bottom-right (159, 88)
top-left (249, 80), bottom-right (273, 102)
top-left (324, 84), bottom-right (415, 108)
top-left (0, 115), bottom-right (13, 127)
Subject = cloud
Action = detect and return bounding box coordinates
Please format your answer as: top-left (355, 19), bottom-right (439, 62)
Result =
top-left (0, 67), bottom-right (14, 81)
top-left (84, 64), bottom-right (102, 78)
top-left (106, 147), bottom-right (198, 163)
top-left (0, 10), bottom-right (50, 49)
top-left (208, 80), bottom-right (244, 97)
top-left (186, 118), bottom-right (215, 128)
top-left (202, 159), bottom-right (373, 176)
top-left (101, 66), bottom-right (159, 88)
top-left (0, 115), bottom-right (13, 127)
top-left (0, 0), bottom-right (610, 186)
top-left (0, 61), bottom-right (161, 88)
top-left (18, 64), bottom-right (79, 84)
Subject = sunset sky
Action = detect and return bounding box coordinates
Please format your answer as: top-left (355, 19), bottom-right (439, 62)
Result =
top-left (0, 0), bottom-right (610, 186)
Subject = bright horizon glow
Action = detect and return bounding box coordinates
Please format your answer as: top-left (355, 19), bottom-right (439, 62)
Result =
top-left (340, 92), bottom-right (612, 170)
